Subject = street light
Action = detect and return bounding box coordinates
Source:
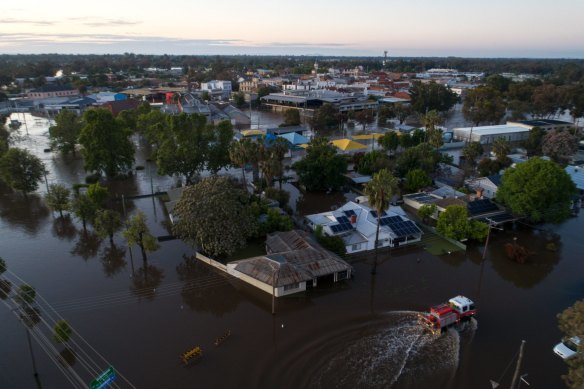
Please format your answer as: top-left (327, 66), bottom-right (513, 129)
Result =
top-left (267, 262), bottom-right (279, 315)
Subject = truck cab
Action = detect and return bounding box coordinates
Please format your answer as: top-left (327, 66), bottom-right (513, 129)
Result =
top-left (448, 295), bottom-right (476, 319)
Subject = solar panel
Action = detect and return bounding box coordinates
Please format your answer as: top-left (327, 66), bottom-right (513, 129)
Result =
top-left (467, 199), bottom-right (499, 216)
top-left (336, 216), bottom-right (350, 225)
top-left (380, 215), bottom-right (403, 226)
top-left (370, 210), bottom-right (387, 218)
top-left (385, 219), bottom-right (422, 238)
top-left (343, 210), bottom-right (356, 217)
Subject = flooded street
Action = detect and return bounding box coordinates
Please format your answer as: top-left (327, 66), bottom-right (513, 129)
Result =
top-left (1, 114), bottom-right (582, 388)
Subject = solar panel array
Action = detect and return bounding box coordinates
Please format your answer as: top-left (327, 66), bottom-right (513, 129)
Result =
top-left (380, 215), bottom-right (402, 226)
top-left (385, 220), bottom-right (421, 238)
top-left (467, 199), bottom-right (499, 216)
top-left (329, 215), bottom-right (354, 234)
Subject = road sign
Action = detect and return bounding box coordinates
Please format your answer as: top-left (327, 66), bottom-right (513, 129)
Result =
top-left (91, 367), bottom-right (116, 389)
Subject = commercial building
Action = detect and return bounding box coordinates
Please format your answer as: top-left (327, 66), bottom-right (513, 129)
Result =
top-left (453, 124), bottom-right (530, 144)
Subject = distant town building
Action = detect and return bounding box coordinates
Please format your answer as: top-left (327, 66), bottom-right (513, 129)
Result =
top-left (453, 124), bottom-right (531, 144)
top-left (27, 85), bottom-right (78, 99)
top-left (506, 119), bottom-right (577, 132)
top-left (200, 80), bottom-right (232, 100)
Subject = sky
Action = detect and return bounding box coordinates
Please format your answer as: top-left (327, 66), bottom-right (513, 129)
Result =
top-left (2, 0), bottom-right (583, 58)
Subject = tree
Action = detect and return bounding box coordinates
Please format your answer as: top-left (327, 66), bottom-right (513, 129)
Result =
top-left (123, 211), bottom-right (160, 263)
top-left (485, 74), bottom-right (511, 93)
top-left (364, 169), bottom-right (398, 274)
top-left (404, 168), bottom-right (432, 193)
top-left (86, 183), bottom-right (109, 208)
top-left (280, 109), bottom-right (301, 127)
top-left (229, 138), bottom-right (257, 189)
top-left (491, 137), bottom-right (511, 161)
top-left (418, 204), bottom-right (437, 223)
top-left (172, 176), bottom-right (258, 258)
top-left (496, 157), bottom-right (576, 223)
top-left (354, 109), bottom-right (375, 132)
top-left (477, 158), bottom-right (503, 177)
top-left (463, 86), bottom-right (506, 126)
top-left (94, 209), bottom-right (122, 245)
top-left (154, 113), bottom-right (209, 184)
top-left (542, 130), bottom-right (579, 164)
top-left (462, 141), bottom-right (484, 171)
top-left (436, 205), bottom-right (488, 241)
top-left (79, 108), bottom-right (135, 177)
top-left (52, 320), bottom-right (72, 345)
top-left (292, 137), bottom-right (347, 192)
top-left (523, 127), bottom-right (545, 156)
top-left (531, 83), bottom-right (565, 118)
top-left (377, 105), bottom-right (395, 126)
top-left (233, 92), bottom-right (246, 109)
top-left (310, 104), bottom-right (339, 135)
top-left (393, 104), bottom-right (413, 124)
top-left (355, 150), bottom-right (392, 175)
top-left (0, 148), bottom-right (45, 195)
top-left (378, 131), bottom-right (399, 154)
top-left (557, 299), bottom-right (584, 389)
top-left (70, 193), bottom-right (97, 232)
top-left (410, 81), bottom-right (458, 114)
top-left (0, 121), bottom-right (10, 157)
top-left (48, 110), bottom-right (82, 155)
top-left (395, 143), bottom-right (441, 177)
top-left (45, 184), bottom-right (70, 218)
top-left (207, 120), bottom-right (234, 175)
top-left (0, 257), bottom-right (5, 275)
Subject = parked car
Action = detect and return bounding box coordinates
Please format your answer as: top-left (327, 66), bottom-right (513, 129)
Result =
top-left (553, 336), bottom-right (581, 360)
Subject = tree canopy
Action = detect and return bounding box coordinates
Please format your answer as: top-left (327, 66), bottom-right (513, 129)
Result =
top-left (404, 168), bottom-right (432, 193)
top-left (310, 104), bottom-right (339, 135)
top-left (436, 205), bottom-right (488, 242)
top-left (496, 157), bottom-right (576, 223)
top-left (79, 108), bottom-right (135, 177)
top-left (292, 137), bottom-right (347, 192)
top-left (410, 81), bottom-right (458, 114)
top-left (173, 176), bottom-right (258, 258)
top-left (542, 130), bottom-right (579, 164)
top-left (123, 211), bottom-right (159, 262)
top-left (557, 299), bottom-right (584, 389)
top-left (462, 86), bottom-right (506, 126)
top-left (45, 184), bottom-right (70, 218)
top-left (0, 148), bottom-right (45, 194)
top-left (48, 110), bottom-right (82, 155)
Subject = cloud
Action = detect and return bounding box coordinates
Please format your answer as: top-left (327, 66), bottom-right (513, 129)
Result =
top-left (3, 18), bottom-right (54, 26)
top-left (84, 19), bottom-right (141, 27)
top-left (265, 42), bottom-right (348, 48)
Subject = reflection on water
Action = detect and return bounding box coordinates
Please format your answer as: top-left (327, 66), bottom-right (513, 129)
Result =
top-left (58, 348), bottom-right (76, 367)
top-left (176, 255), bottom-right (240, 317)
top-left (0, 188), bottom-right (50, 236)
top-left (100, 244), bottom-right (127, 278)
top-left (51, 216), bottom-right (77, 241)
top-left (130, 264), bottom-right (164, 301)
top-left (70, 232), bottom-right (101, 261)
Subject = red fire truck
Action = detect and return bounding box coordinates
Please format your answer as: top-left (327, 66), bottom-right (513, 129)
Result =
top-left (418, 295), bottom-right (477, 335)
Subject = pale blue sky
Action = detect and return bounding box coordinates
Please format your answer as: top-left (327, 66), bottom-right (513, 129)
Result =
top-left (1, 0), bottom-right (583, 57)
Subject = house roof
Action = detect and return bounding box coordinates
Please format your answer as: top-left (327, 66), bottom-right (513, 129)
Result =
top-left (278, 132), bottom-right (309, 145)
top-left (233, 230), bottom-right (352, 285)
top-left (487, 174), bottom-right (502, 186)
top-left (306, 201), bottom-right (421, 242)
top-left (565, 165), bottom-right (584, 190)
top-left (331, 139), bottom-right (367, 151)
top-left (30, 85), bottom-right (75, 93)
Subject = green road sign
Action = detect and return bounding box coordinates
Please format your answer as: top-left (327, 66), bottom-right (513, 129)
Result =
top-left (90, 366), bottom-right (116, 389)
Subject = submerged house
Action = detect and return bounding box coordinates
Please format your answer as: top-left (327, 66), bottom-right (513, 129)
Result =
top-left (305, 201), bottom-right (423, 254)
top-left (227, 230), bottom-right (352, 297)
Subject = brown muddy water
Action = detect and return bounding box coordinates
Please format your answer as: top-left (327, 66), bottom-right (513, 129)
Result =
top-left (0, 114), bottom-right (582, 388)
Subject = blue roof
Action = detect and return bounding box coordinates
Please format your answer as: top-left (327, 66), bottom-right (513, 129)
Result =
top-left (565, 166), bottom-right (584, 190)
top-left (278, 132), bottom-right (309, 145)
top-left (487, 174), bottom-right (502, 186)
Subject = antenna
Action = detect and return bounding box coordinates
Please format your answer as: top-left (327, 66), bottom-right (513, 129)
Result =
top-left (383, 51), bottom-right (388, 67)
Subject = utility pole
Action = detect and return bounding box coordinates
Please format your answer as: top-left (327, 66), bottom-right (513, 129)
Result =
top-left (510, 340), bottom-right (526, 389)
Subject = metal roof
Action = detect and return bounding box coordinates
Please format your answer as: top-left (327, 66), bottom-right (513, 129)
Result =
top-left (565, 166), bottom-right (584, 191)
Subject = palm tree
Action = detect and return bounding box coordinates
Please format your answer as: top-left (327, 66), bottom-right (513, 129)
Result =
top-left (491, 137), bottom-right (511, 161)
top-left (268, 137), bottom-right (289, 190)
top-left (229, 140), bottom-right (248, 188)
top-left (364, 169), bottom-right (399, 275)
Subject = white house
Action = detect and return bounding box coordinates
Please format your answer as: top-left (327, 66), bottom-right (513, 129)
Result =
top-left (200, 80), bottom-right (232, 100)
top-left (305, 201), bottom-right (423, 254)
top-left (465, 174), bottom-right (502, 199)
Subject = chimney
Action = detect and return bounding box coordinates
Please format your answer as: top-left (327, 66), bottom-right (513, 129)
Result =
top-left (350, 214), bottom-right (357, 224)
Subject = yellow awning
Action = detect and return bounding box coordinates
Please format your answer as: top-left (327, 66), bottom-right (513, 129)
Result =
top-left (352, 133), bottom-right (384, 140)
top-left (331, 139), bottom-right (368, 151)
top-left (240, 129), bottom-right (264, 137)
top-left (298, 143), bottom-right (309, 149)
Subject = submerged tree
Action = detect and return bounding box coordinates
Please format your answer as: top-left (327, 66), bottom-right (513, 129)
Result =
top-left (557, 299), bottom-right (584, 389)
top-left (94, 209), bottom-right (122, 245)
top-left (48, 110), bottom-right (82, 155)
top-left (45, 184), bottom-right (71, 218)
top-left (0, 148), bottom-right (45, 195)
top-left (123, 211), bottom-right (159, 263)
top-left (52, 320), bottom-right (73, 345)
top-left (173, 176), bottom-right (257, 258)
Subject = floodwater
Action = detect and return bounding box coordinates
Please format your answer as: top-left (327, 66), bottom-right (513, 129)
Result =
top-left (1, 113), bottom-right (582, 389)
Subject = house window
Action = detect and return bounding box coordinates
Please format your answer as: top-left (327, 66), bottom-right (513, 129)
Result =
top-left (337, 271), bottom-right (348, 280)
top-left (351, 243), bottom-right (361, 251)
top-left (284, 283), bottom-right (300, 291)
